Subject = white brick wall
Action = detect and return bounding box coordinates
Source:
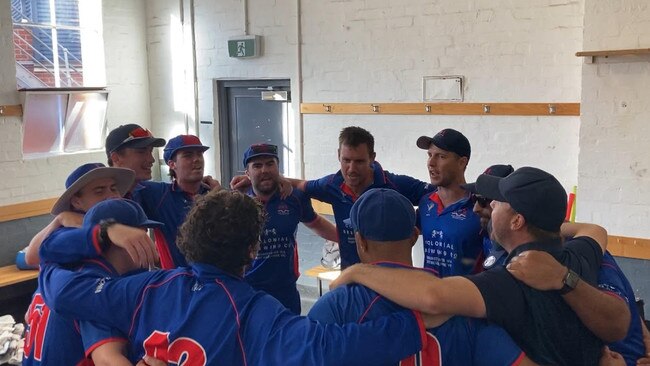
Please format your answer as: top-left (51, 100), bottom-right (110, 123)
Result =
top-left (144, 0), bottom-right (583, 189)
top-left (578, 0), bottom-right (650, 237)
top-left (0, 0), bottom-right (152, 205)
top-left (300, 0), bottom-right (583, 189)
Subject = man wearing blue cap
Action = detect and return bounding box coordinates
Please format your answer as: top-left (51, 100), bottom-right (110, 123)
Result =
top-left (461, 164), bottom-right (515, 270)
top-left (24, 198), bottom-right (160, 366)
top-left (38, 190), bottom-right (431, 365)
top-left (331, 166), bottom-right (614, 365)
top-left (136, 134), bottom-right (221, 269)
top-left (232, 126), bottom-right (435, 269)
top-left (242, 143), bottom-right (337, 314)
top-left (308, 188), bottom-right (533, 365)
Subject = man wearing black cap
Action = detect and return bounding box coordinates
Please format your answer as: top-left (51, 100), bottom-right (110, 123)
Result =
top-left (415, 128), bottom-right (483, 277)
top-left (331, 166), bottom-right (611, 365)
top-left (105, 123), bottom-right (166, 189)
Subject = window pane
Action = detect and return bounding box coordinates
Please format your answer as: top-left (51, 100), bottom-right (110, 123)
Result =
top-left (54, 0), bottom-right (80, 27)
top-left (63, 92), bottom-right (108, 152)
top-left (22, 93), bottom-right (67, 155)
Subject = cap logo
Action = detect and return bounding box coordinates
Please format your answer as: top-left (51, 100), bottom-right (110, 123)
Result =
top-left (250, 144), bottom-right (278, 155)
top-left (181, 135), bottom-right (201, 145)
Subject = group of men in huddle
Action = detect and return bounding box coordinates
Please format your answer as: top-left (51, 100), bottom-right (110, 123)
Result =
top-left (21, 123), bottom-right (650, 365)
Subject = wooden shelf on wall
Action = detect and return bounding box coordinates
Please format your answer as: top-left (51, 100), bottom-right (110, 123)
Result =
top-left (300, 102), bottom-right (580, 116)
top-left (576, 48), bottom-right (650, 63)
top-left (0, 104), bottom-right (22, 117)
top-left (608, 235), bottom-right (650, 261)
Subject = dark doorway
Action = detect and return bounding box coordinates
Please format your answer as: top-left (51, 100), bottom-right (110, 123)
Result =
top-left (215, 79), bottom-right (291, 185)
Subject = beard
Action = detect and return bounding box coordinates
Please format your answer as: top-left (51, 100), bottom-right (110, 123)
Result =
top-left (486, 219), bottom-right (503, 250)
top-left (253, 178), bottom-right (279, 195)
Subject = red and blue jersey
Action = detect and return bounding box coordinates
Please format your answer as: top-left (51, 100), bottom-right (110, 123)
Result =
top-left (24, 229), bottom-right (125, 366)
top-left (305, 162), bottom-right (434, 268)
top-left (308, 262), bottom-right (525, 366)
top-left (38, 225), bottom-right (428, 365)
top-left (134, 181), bottom-right (210, 269)
top-left (598, 252), bottom-right (645, 366)
top-left (244, 188), bottom-right (317, 313)
top-left (418, 192), bottom-right (483, 276)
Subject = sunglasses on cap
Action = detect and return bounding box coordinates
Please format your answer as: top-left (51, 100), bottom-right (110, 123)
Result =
top-left (470, 194), bottom-right (492, 208)
top-left (122, 127), bottom-right (154, 143)
top-left (250, 144), bottom-right (278, 154)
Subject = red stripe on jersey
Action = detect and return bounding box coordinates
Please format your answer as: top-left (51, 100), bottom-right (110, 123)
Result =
top-left (511, 351), bottom-right (526, 366)
top-left (153, 228), bottom-right (175, 269)
top-left (129, 272), bottom-right (194, 337)
top-left (84, 337), bottom-right (128, 357)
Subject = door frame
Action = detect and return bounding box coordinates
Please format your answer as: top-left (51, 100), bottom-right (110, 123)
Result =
top-left (214, 78), bottom-right (291, 185)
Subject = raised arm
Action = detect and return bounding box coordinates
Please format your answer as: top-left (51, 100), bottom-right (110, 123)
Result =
top-left (329, 263), bottom-right (486, 318)
top-left (507, 250), bottom-right (629, 342)
top-left (304, 215), bottom-right (338, 242)
top-left (26, 211), bottom-right (84, 265)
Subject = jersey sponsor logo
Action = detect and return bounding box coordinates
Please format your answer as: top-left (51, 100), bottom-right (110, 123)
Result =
top-left (191, 281), bottom-right (204, 292)
top-left (430, 230), bottom-right (443, 239)
top-left (24, 294), bottom-right (50, 361)
top-left (451, 208), bottom-right (468, 220)
top-left (95, 277), bottom-right (110, 293)
top-left (277, 203), bottom-right (290, 215)
top-left (143, 330), bottom-right (207, 366)
top-left (263, 228), bottom-right (278, 236)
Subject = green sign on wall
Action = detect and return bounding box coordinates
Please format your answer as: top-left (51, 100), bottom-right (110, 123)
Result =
top-left (228, 36), bottom-right (261, 58)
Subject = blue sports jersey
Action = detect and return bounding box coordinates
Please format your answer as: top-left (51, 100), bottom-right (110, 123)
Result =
top-left (134, 181), bottom-right (210, 269)
top-left (38, 225), bottom-right (428, 365)
top-left (308, 262), bottom-right (525, 366)
top-left (244, 188), bottom-right (317, 314)
top-left (24, 229), bottom-right (124, 366)
top-left (598, 252), bottom-right (645, 366)
top-left (418, 192), bottom-right (483, 276)
top-left (304, 162), bottom-right (434, 268)
top-left (481, 234), bottom-right (508, 270)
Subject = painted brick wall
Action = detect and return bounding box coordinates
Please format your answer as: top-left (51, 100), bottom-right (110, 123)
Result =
top-left (145, 0), bottom-right (302, 178)
top-left (145, 0), bottom-right (583, 188)
top-left (0, 0), bottom-right (152, 206)
top-left (578, 0), bottom-right (650, 238)
top-left (299, 0), bottom-right (583, 189)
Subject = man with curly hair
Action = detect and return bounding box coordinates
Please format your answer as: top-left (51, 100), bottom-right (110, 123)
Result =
top-left (38, 190), bottom-right (431, 365)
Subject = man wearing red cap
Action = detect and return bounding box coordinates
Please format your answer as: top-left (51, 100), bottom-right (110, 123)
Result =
top-left (135, 134), bottom-right (221, 269)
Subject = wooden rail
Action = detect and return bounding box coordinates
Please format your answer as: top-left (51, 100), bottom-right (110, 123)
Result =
top-left (0, 104), bottom-right (23, 117)
top-left (0, 265), bottom-right (38, 288)
top-left (0, 197), bottom-right (57, 223)
top-left (301, 102), bottom-right (580, 116)
top-left (576, 48), bottom-right (650, 57)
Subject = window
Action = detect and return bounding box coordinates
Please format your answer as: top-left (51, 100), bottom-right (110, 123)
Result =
top-left (11, 0), bottom-right (106, 89)
top-left (22, 90), bottom-right (109, 157)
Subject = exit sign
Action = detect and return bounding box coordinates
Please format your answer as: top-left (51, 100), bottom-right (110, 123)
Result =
top-left (228, 35), bottom-right (261, 58)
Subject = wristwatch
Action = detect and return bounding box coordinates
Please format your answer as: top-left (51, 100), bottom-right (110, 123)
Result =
top-left (559, 268), bottom-right (580, 295)
top-left (98, 219), bottom-right (118, 251)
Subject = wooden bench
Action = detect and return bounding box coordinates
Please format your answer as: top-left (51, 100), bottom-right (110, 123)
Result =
top-left (304, 265), bottom-right (340, 297)
top-left (0, 265), bottom-right (38, 289)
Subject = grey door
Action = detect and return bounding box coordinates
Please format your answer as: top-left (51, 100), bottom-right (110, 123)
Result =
top-left (216, 79), bottom-right (290, 185)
